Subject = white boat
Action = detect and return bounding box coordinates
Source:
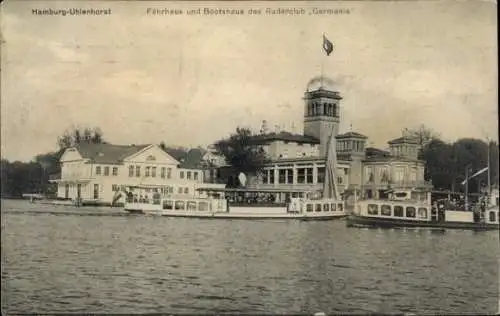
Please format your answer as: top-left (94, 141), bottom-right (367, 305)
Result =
top-left (122, 187), bottom-right (346, 220)
top-left (348, 189), bottom-right (499, 231)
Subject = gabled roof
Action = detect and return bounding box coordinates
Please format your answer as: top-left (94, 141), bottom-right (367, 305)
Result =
top-left (336, 131), bottom-right (368, 139)
top-left (388, 136), bottom-right (419, 145)
top-left (179, 148), bottom-right (208, 169)
top-left (365, 147), bottom-right (391, 158)
top-left (160, 147), bottom-right (189, 162)
top-left (75, 143), bottom-right (150, 164)
top-left (250, 132), bottom-right (320, 144)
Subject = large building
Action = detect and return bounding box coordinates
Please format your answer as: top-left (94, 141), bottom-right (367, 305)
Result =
top-left (242, 75), bottom-right (431, 201)
top-left (51, 143), bottom-right (224, 205)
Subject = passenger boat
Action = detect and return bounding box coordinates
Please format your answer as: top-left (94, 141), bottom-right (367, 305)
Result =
top-left (122, 187), bottom-right (346, 220)
top-left (347, 189), bottom-right (499, 231)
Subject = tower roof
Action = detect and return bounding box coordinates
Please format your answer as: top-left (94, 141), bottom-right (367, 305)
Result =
top-left (306, 75), bottom-right (337, 92)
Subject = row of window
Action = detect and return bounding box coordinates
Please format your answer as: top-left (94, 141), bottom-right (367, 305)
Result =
top-left (306, 102), bottom-right (338, 117)
top-left (112, 185), bottom-right (190, 195)
top-left (367, 204), bottom-right (428, 219)
top-left (95, 166), bottom-right (118, 176)
top-left (305, 203), bottom-right (344, 213)
top-left (262, 168), bottom-right (344, 185)
top-left (124, 166), bottom-right (200, 181)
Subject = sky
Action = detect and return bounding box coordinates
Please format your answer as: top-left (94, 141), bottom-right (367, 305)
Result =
top-left (1, 0), bottom-right (497, 162)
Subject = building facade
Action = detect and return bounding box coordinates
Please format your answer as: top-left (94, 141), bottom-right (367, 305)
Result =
top-left (240, 76), bottom-right (431, 200)
top-left (52, 143), bottom-right (224, 205)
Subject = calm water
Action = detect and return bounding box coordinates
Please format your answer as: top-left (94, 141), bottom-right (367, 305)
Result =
top-left (1, 199), bottom-right (499, 314)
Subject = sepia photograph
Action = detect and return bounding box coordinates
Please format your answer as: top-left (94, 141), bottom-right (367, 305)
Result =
top-left (1, 0), bottom-right (498, 314)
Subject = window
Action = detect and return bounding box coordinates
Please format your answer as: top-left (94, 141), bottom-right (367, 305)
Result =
top-left (178, 187), bottom-right (183, 194)
top-left (489, 211), bottom-right (496, 222)
top-left (317, 167), bottom-right (325, 183)
top-left (167, 168), bottom-right (172, 179)
top-left (187, 171), bottom-right (191, 180)
top-left (153, 193), bottom-right (161, 205)
top-left (112, 184), bottom-right (118, 192)
top-left (175, 201), bottom-right (185, 210)
top-left (306, 204), bottom-right (313, 212)
top-left (163, 200), bottom-right (173, 210)
top-left (417, 208), bottom-right (428, 219)
top-left (368, 204), bottom-right (379, 215)
top-left (96, 166), bottom-right (101, 175)
top-left (194, 172), bottom-right (198, 180)
top-left (161, 167), bottom-right (166, 179)
top-left (169, 187), bottom-right (174, 193)
top-left (129, 166), bottom-right (134, 177)
top-left (65, 184), bottom-right (69, 199)
top-left (269, 170), bottom-right (275, 184)
top-left (180, 171), bottom-right (184, 179)
top-left (112, 167), bottom-right (118, 176)
top-left (287, 169), bottom-right (293, 184)
top-left (184, 188), bottom-right (189, 194)
top-left (331, 203), bottom-right (336, 211)
top-left (381, 205), bottom-right (392, 216)
top-left (338, 204), bottom-right (343, 212)
top-left (298, 168), bottom-right (305, 183)
top-left (279, 169), bottom-right (286, 184)
top-left (306, 168), bottom-right (313, 184)
top-left (323, 204), bottom-right (330, 212)
top-left (145, 167), bottom-right (150, 177)
top-left (394, 206), bottom-right (404, 217)
top-left (187, 201), bottom-right (197, 210)
top-left (315, 204), bottom-right (322, 212)
top-left (135, 166), bottom-right (140, 177)
top-left (406, 207), bottom-right (416, 218)
top-left (263, 171), bottom-right (269, 184)
top-left (199, 202), bottom-right (209, 211)
top-left (152, 167), bottom-right (156, 178)
top-left (93, 184), bottom-right (99, 199)
top-left (104, 166), bottom-right (110, 176)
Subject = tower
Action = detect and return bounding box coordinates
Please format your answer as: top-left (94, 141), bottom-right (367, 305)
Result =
top-left (303, 76), bottom-right (342, 157)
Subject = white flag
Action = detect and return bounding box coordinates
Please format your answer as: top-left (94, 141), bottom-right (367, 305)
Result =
top-left (461, 167), bottom-right (488, 185)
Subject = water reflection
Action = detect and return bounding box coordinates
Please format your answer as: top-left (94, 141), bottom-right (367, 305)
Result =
top-left (1, 200), bottom-right (499, 314)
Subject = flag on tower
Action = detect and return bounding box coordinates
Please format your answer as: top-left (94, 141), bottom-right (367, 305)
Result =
top-left (323, 34), bottom-right (334, 56)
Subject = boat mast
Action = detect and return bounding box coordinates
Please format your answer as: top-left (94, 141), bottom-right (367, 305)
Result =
top-left (465, 166), bottom-right (469, 210)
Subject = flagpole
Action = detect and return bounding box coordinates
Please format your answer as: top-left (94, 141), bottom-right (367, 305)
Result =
top-left (321, 33), bottom-right (325, 88)
top-left (487, 138), bottom-right (491, 195)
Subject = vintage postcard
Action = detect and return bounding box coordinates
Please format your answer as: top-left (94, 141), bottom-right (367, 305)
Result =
top-left (1, 0), bottom-right (498, 314)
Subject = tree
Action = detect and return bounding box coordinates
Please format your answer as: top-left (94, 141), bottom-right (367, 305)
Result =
top-left (57, 126), bottom-right (105, 150)
top-left (213, 127), bottom-right (270, 187)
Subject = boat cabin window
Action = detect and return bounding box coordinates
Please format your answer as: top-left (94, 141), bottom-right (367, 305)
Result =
top-left (175, 201), bottom-right (185, 210)
top-left (338, 204), bottom-right (343, 212)
top-left (187, 201), bottom-right (197, 210)
top-left (331, 203), bottom-right (336, 211)
top-left (306, 204), bottom-right (313, 212)
top-left (417, 208), bottom-right (428, 219)
top-left (489, 211), bottom-right (496, 222)
top-left (367, 204), bottom-right (379, 215)
top-left (406, 207), bottom-right (416, 218)
top-left (199, 202), bottom-right (209, 211)
top-left (394, 206), bottom-right (404, 217)
top-left (153, 193), bottom-right (161, 205)
top-left (323, 204), bottom-right (330, 212)
top-left (163, 200), bottom-right (173, 210)
top-left (381, 205), bottom-right (391, 216)
top-left (315, 204), bottom-right (322, 212)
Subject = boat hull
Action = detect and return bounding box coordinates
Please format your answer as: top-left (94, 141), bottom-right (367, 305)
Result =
top-left (346, 214), bottom-right (499, 231)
